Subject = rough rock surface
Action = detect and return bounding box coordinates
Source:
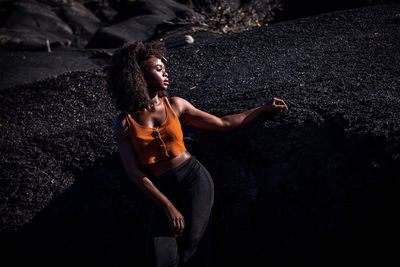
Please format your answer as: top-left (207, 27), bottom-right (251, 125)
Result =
top-left (0, 0), bottom-right (75, 50)
top-left (86, 0), bottom-right (201, 48)
top-left (1, 4), bottom-right (399, 267)
top-left (58, 0), bottom-right (102, 47)
top-left (0, 0), bottom-right (384, 51)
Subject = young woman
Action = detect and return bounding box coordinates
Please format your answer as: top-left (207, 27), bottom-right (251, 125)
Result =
top-left (107, 41), bottom-right (288, 267)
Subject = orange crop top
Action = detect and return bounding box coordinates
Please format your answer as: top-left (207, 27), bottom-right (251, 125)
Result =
top-left (124, 96), bottom-right (187, 165)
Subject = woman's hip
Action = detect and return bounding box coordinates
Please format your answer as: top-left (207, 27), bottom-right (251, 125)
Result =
top-left (153, 156), bottom-right (214, 197)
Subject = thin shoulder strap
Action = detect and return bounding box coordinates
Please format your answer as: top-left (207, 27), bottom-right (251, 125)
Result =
top-left (163, 96), bottom-right (170, 106)
top-left (163, 96), bottom-right (180, 118)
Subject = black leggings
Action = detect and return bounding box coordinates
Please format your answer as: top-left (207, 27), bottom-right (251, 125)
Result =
top-left (145, 156), bottom-right (214, 267)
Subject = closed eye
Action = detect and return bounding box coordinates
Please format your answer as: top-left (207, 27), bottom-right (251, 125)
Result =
top-left (155, 64), bottom-right (166, 72)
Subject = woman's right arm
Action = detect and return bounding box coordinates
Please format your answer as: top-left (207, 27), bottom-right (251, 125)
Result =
top-left (114, 114), bottom-right (185, 236)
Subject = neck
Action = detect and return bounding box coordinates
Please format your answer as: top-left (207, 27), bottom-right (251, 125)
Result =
top-left (150, 94), bottom-right (160, 104)
top-left (147, 94), bottom-right (161, 110)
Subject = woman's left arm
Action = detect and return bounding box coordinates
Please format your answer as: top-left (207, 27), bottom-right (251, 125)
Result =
top-left (171, 97), bottom-right (288, 132)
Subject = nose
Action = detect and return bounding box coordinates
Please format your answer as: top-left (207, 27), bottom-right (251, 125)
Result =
top-left (163, 70), bottom-right (168, 77)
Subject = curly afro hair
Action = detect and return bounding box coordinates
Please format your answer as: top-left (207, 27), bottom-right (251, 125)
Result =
top-left (106, 41), bottom-right (168, 114)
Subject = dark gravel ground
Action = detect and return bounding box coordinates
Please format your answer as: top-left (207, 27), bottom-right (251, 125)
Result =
top-left (0, 28), bottom-right (224, 90)
top-left (0, 4), bottom-right (399, 267)
top-left (0, 48), bottom-right (102, 90)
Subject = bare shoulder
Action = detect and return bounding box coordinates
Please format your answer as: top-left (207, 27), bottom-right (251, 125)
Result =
top-left (168, 96), bottom-right (190, 117)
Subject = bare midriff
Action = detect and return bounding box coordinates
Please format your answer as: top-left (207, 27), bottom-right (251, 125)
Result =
top-left (142, 151), bottom-right (192, 178)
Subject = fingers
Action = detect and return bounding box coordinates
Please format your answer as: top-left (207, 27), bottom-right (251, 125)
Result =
top-left (276, 103), bottom-right (288, 111)
top-left (172, 216), bottom-right (185, 236)
top-left (273, 97), bottom-right (286, 106)
top-left (272, 97), bottom-right (288, 111)
top-left (165, 205), bottom-right (185, 237)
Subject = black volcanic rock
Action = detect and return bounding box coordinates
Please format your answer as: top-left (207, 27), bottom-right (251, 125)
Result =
top-left (86, 0), bottom-right (202, 49)
top-left (1, 4), bottom-right (398, 267)
top-left (86, 14), bottom-right (170, 49)
top-left (0, 0), bottom-right (74, 51)
top-left (0, 0), bottom-right (104, 50)
top-left (59, 0), bottom-right (102, 48)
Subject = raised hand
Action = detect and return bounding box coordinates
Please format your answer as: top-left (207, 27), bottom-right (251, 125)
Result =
top-left (263, 97), bottom-right (288, 113)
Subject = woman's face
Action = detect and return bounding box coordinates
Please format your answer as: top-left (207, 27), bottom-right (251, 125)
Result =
top-left (142, 56), bottom-right (169, 93)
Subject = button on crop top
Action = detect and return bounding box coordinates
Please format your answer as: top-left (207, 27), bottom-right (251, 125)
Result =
top-left (124, 96), bottom-right (187, 166)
